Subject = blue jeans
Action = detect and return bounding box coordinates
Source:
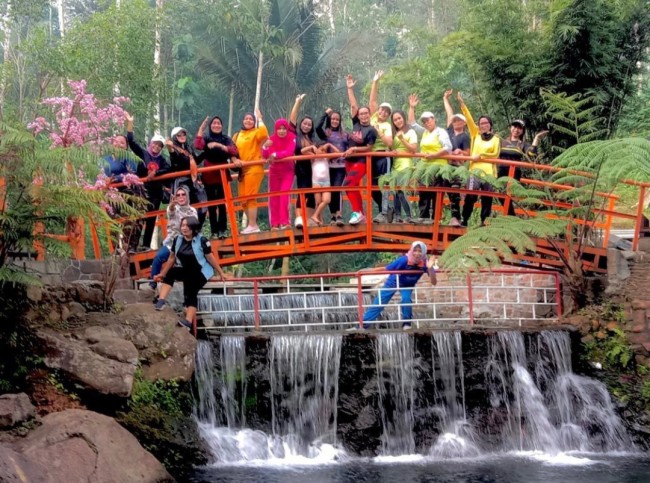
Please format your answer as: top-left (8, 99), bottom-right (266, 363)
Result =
top-left (363, 286), bottom-right (414, 326)
top-left (151, 245), bottom-right (171, 279)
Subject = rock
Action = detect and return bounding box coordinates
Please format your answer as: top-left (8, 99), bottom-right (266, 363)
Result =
top-left (0, 445), bottom-right (52, 483)
top-left (15, 409), bottom-right (172, 483)
top-left (141, 328), bottom-right (197, 382)
top-left (67, 301), bottom-right (86, 319)
top-left (70, 280), bottom-right (106, 309)
top-left (90, 337), bottom-right (139, 365)
top-left (38, 330), bottom-right (136, 397)
top-left (25, 285), bottom-right (43, 303)
top-left (0, 393), bottom-right (36, 428)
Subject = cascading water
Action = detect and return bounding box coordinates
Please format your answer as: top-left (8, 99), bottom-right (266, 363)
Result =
top-left (486, 330), bottom-right (633, 454)
top-left (268, 335), bottom-right (343, 458)
top-left (376, 333), bottom-right (415, 455)
top-left (429, 332), bottom-right (480, 458)
top-left (195, 335), bottom-right (345, 464)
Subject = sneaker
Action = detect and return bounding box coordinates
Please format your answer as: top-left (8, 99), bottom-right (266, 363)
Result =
top-left (241, 225), bottom-right (261, 234)
top-left (393, 216), bottom-right (403, 223)
top-left (450, 217), bottom-right (461, 227)
top-left (335, 215), bottom-right (344, 227)
top-left (330, 216), bottom-right (337, 226)
top-left (349, 212), bottom-right (366, 225)
top-left (154, 299), bottom-right (167, 311)
top-left (373, 213), bottom-right (387, 223)
top-left (178, 319), bottom-right (192, 330)
top-left (217, 231), bottom-right (227, 240)
top-left (402, 323), bottom-right (412, 330)
top-left (295, 216), bottom-right (304, 229)
top-left (148, 281), bottom-right (157, 290)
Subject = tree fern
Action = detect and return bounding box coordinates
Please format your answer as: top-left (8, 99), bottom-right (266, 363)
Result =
top-left (439, 217), bottom-right (566, 274)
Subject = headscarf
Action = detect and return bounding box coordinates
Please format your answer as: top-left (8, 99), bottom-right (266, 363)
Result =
top-left (203, 116), bottom-right (230, 145)
top-left (269, 118), bottom-right (296, 153)
top-left (175, 185), bottom-right (192, 208)
top-left (406, 241), bottom-right (427, 267)
top-left (241, 112), bottom-right (256, 131)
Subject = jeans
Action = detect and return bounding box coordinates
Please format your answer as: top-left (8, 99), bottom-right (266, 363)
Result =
top-left (363, 286), bottom-right (414, 324)
top-left (151, 245), bottom-right (170, 279)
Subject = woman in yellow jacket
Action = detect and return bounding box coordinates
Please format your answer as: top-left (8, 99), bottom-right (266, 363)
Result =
top-left (232, 108), bottom-right (269, 234)
top-left (457, 93), bottom-right (500, 226)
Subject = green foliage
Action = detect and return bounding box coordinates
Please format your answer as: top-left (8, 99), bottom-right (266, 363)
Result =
top-left (129, 372), bottom-right (187, 416)
top-left (602, 328), bottom-right (634, 369)
top-left (439, 216), bottom-right (565, 273)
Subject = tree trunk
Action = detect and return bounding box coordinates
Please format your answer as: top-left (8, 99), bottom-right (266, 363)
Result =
top-left (254, 51), bottom-right (263, 114)
top-left (0, 0), bottom-right (12, 119)
top-left (153, 0), bottom-right (163, 133)
top-left (228, 83), bottom-right (234, 136)
top-left (281, 256), bottom-right (290, 277)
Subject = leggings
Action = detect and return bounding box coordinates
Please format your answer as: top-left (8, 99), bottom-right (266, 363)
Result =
top-left (204, 183), bottom-right (227, 235)
top-left (162, 266), bottom-right (208, 308)
top-left (462, 176), bottom-right (494, 225)
top-left (342, 161), bottom-right (367, 214)
top-left (328, 167), bottom-right (346, 214)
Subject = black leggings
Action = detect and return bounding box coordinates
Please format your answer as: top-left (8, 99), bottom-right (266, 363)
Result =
top-left (162, 266), bottom-right (208, 308)
top-left (295, 160), bottom-right (315, 210)
top-left (328, 167), bottom-right (346, 214)
top-left (204, 183), bottom-right (227, 234)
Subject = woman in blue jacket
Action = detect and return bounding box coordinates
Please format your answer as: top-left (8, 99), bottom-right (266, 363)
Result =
top-left (363, 241), bottom-right (437, 329)
top-left (153, 216), bottom-right (226, 329)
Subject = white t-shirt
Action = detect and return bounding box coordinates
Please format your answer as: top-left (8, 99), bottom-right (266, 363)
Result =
top-left (312, 158), bottom-right (330, 184)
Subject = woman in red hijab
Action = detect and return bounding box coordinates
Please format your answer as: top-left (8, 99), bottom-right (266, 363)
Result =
top-left (262, 119), bottom-right (296, 230)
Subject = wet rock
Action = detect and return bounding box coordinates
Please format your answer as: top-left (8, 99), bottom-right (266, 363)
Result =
top-left (15, 409), bottom-right (172, 482)
top-left (0, 393), bottom-right (36, 428)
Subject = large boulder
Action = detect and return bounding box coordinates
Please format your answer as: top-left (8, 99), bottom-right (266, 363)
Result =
top-left (38, 330), bottom-right (137, 397)
top-left (0, 445), bottom-right (51, 483)
top-left (78, 304), bottom-right (197, 382)
top-left (0, 393), bottom-right (36, 428)
top-left (15, 409), bottom-right (172, 483)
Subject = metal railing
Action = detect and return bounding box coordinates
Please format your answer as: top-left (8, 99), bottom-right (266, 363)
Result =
top-left (194, 268), bottom-right (561, 333)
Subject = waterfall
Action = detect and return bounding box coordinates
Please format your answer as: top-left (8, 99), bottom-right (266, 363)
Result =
top-left (429, 332), bottom-right (480, 458)
top-left (218, 336), bottom-right (247, 428)
top-left (269, 334), bottom-right (343, 457)
top-left (376, 333), bottom-right (415, 455)
top-left (194, 340), bottom-right (217, 426)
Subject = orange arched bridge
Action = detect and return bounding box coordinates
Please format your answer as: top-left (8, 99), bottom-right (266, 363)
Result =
top-left (37, 152), bottom-right (650, 278)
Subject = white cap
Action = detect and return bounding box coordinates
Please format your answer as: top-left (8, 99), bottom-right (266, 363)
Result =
top-left (420, 111), bottom-right (435, 120)
top-left (379, 102), bottom-right (392, 111)
top-left (450, 113), bottom-right (467, 123)
top-left (150, 134), bottom-right (165, 145)
top-left (171, 126), bottom-right (186, 138)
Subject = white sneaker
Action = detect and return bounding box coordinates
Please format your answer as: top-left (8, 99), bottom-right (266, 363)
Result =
top-left (450, 217), bottom-right (461, 227)
top-left (295, 216), bottom-right (303, 228)
top-left (241, 225), bottom-right (261, 234)
top-left (349, 212), bottom-right (366, 225)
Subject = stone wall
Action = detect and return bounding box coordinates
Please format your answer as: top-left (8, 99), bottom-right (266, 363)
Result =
top-left (13, 259), bottom-right (133, 290)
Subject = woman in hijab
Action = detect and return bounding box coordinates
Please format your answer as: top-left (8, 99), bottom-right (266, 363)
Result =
top-left (124, 111), bottom-right (171, 250)
top-left (194, 116), bottom-right (239, 239)
top-left (232, 108), bottom-right (268, 234)
top-left (262, 118), bottom-right (296, 230)
top-left (361, 241), bottom-right (437, 330)
top-left (149, 185), bottom-right (198, 289)
top-left (166, 126), bottom-right (205, 225)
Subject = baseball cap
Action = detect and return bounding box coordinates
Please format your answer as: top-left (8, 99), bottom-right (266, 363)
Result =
top-left (420, 111), bottom-right (435, 120)
top-left (379, 102), bottom-right (392, 111)
top-left (171, 126), bottom-right (186, 138)
top-left (511, 119), bottom-right (526, 128)
top-left (450, 113), bottom-right (467, 123)
top-left (150, 134), bottom-right (166, 145)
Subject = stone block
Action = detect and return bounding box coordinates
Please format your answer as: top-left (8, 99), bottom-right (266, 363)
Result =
top-left (80, 260), bottom-right (103, 274)
top-left (606, 248), bottom-right (631, 281)
top-left (62, 265), bottom-right (81, 283)
top-left (637, 237), bottom-right (650, 252)
top-left (631, 300), bottom-right (650, 310)
top-left (628, 332), bottom-right (650, 345)
top-left (633, 309), bottom-right (647, 327)
top-left (631, 323), bottom-right (646, 334)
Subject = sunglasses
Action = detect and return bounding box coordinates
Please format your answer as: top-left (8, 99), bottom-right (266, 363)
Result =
top-left (175, 193), bottom-right (187, 197)
top-left (177, 132), bottom-right (187, 136)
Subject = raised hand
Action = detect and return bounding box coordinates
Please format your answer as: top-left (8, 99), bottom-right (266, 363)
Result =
top-left (325, 107), bottom-right (333, 116)
top-left (535, 130), bottom-right (549, 139)
top-left (444, 89), bottom-right (453, 100)
top-left (124, 111), bottom-right (133, 123)
top-left (408, 94), bottom-right (419, 108)
top-left (296, 93), bottom-right (306, 102)
top-left (346, 74), bottom-right (356, 89)
top-left (254, 107), bottom-right (263, 120)
top-left (457, 92), bottom-right (464, 104)
top-left (373, 70), bottom-right (384, 82)
top-left (200, 116), bottom-right (209, 131)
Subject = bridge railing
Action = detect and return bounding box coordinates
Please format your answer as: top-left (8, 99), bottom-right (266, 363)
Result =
top-left (194, 268), bottom-right (560, 334)
top-left (35, 151), bottom-right (647, 263)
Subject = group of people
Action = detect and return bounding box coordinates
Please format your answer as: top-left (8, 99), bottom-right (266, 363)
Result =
top-left (104, 72), bottom-right (550, 251)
